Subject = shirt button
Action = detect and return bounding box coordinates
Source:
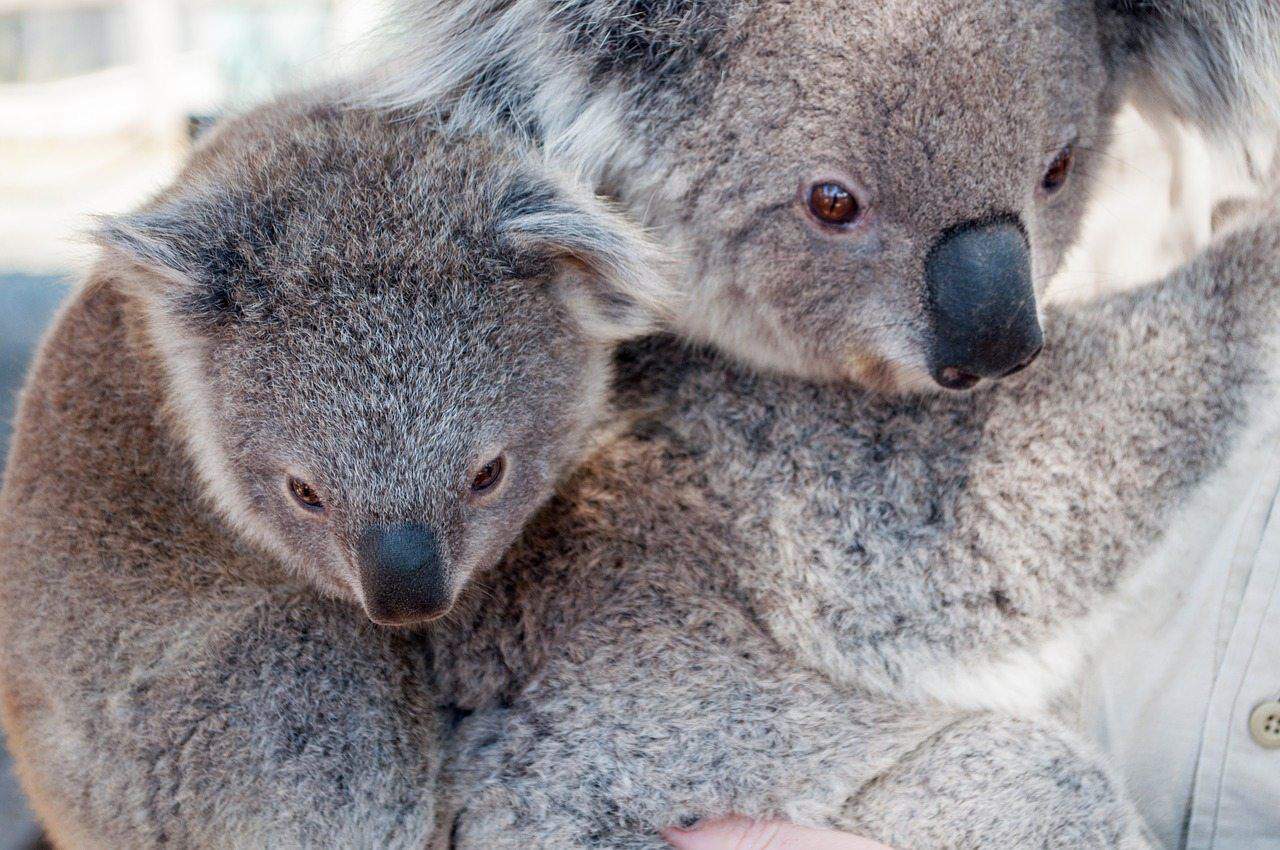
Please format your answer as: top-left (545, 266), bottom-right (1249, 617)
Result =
top-left (1249, 701), bottom-right (1280, 749)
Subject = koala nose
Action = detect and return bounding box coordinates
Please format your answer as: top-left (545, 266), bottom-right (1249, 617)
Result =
top-left (354, 523), bottom-right (453, 626)
top-left (924, 216), bottom-right (1044, 390)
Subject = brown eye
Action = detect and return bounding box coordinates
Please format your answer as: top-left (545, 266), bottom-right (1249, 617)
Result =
top-left (1041, 143), bottom-right (1075, 194)
top-left (807, 181), bottom-right (862, 226)
top-left (470, 456), bottom-right (506, 494)
top-left (288, 477), bottom-right (325, 512)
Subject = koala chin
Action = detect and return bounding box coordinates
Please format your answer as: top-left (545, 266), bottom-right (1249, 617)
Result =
top-left (372, 0), bottom-right (1280, 393)
top-left (91, 98), bottom-right (675, 627)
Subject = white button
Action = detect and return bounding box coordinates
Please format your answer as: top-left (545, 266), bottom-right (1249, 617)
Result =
top-left (1249, 701), bottom-right (1280, 749)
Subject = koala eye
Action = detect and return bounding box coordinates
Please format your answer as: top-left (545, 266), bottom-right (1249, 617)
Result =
top-left (1041, 143), bottom-right (1076, 194)
top-left (287, 477), bottom-right (325, 513)
top-left (807, 181), bottom-right (862, 226)
top-left (470, 455), bottom-right (506, 495)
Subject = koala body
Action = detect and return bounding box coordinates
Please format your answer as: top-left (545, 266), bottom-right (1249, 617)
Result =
top-left (377, 0), bottom-right (1279, 391)
top-left (0, 99), bottom-right (673, 847)
top-left (3, 2), bottom-right (1280, 847)
top-left (435, 211), bottom-right (1280, 849)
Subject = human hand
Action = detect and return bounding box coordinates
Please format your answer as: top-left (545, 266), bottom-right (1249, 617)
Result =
top-left (664, 817), bottom-right (895, 850)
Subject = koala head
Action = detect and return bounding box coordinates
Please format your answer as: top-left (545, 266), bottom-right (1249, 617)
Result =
top-left (97, 103), bottom-right (671, 626)
top-left (651, 0), bottom-right (1280, 391)
top-left (381, 0), bottom-right (1279, 391)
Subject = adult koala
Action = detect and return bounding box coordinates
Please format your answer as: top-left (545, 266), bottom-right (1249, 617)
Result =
top-left (376, 0), bottom-right (1279, 389)
top-left (432, 211), bottom-right (1280, 850)
top-left (359, 0), bottom-right (1280, 845)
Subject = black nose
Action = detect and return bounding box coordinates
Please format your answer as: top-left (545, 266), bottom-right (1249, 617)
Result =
top-left (354, 523), bottom-right (452, 626)
top-left (924, 216), bottom-right (1044, 390)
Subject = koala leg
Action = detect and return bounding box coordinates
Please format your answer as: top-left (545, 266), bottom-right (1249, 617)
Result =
top-left (842, 714), bottom-right (1155, 850)
top-left (2, 590), bottom-right (445, 850)
top-left (437, 607), bottom-right (951, 850)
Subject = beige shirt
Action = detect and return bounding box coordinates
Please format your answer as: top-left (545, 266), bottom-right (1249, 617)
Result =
top-left (1084, 418), bottom-right (1280, 849)
top-left (1064, 107), bottom-right (1279, 850)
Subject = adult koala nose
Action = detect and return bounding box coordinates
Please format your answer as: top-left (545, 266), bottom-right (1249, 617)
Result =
top-left (924, 216), bottom-right (1044, 390)
top-left (354, 522), bottom-right (453, 626)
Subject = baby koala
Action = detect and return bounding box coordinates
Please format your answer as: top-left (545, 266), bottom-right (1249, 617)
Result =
top-left (96, 98), bottom-right (672, 626)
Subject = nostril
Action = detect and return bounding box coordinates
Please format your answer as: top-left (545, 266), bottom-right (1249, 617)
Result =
top-left (937, 367), bottom-right (982, 391)
top-left (1000, 343), bottom-right (1044, 378)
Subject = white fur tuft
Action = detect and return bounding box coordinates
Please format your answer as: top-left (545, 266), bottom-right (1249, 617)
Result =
top-left (1123, 0), bottom-right (1280, 138)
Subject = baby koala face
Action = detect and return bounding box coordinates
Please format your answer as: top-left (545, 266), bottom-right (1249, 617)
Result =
top-left (99, 103), bottom-right (670, 626)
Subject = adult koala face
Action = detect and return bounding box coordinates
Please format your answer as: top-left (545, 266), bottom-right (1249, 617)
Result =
top-left (653, 2), bottom-right (1114, 391)
top-left (381, 0), bottom-right (1277, 391)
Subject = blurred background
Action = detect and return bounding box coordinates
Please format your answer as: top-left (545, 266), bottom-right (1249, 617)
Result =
top-left (0, 2), bottom-right (1275, 847)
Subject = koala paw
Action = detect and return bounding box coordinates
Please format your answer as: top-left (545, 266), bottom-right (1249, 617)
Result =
top-left (447, 787), bottom-right (524, 850)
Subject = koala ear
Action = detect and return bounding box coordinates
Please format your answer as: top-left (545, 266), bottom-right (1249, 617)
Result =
top-left (94, 203), bottom-right (207, 295)
top-left (94, 188), bottom-right (264, 328)
top-left (1108, 1), bottom-right (1280, 137)
top-left (500, 175), bottom-right (680, 342)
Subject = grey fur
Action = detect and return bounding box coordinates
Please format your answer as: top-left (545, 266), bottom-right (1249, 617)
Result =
top-left (0, 99), bottom-right (675, 847)
top-left (368, 0), bottom-right (1280, 390)
top-left (435, 211), bottom-right (1280, 849)
top-left (1106, 0), bottom-right (1280, 134)
top-left (3, 2), bottom-right (1279, 844)
top-left (2, 100), bottom-right (1276, 850)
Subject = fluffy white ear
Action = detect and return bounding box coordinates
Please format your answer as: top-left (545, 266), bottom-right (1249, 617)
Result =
top-left (499, 172), bottom-right (682, 342)
top-left (1110, 0), bottom-right (1280, 137)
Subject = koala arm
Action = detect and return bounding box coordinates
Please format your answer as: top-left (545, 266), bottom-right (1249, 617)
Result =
top-left (876, 209), bottom-right (1280, 684)
top-left (438, 558), bottom-right (1145, 850)
top-left (840, 713), bottom-right (1154, 850)
top-left (2, 585), bottom-right (445, 850)
top-left (443, 608), bottom-right (1152, 850)
top-left (438, 590), bottom-right (937, 850)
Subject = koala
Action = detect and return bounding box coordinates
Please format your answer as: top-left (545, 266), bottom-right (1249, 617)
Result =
top-left (0, 98), bottom-right (673, 847)
top-left (374, 0), bottom-right (1280, 391)
top-left (432, 206), bottom-right (1280, 850)
top-left (98, 100), bottom-right (669, 627)
top-left (3, 3), bottom-right (1279, 848)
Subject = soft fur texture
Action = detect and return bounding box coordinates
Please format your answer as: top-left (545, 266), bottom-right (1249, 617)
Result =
top-left (96, 98), bottom-right (674, 622)
top-left (0, 100), bottom-right (676, 847)
top-left (369, 0), bottom-right (1280, 390)
top-left (429, 212), bottom-right (1280, 848)
top-left (3, 3), bottom-right (1279, 847)
top-left (8, 201), bottom-right (1277, 848)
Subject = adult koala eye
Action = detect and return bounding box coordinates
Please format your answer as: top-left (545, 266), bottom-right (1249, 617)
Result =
top-left (287, 476), bottom-right (326, 513)
top-left (1040, 143), bottom-right (1076, 194)
top-left (469, 455), bottom-right (506, 495)
top-left (806, 181), bottom-right (863, 226)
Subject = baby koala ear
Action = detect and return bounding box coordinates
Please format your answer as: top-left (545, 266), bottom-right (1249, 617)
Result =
top-left (94, 188), bottom-right (257, 329)
top-left (500, 174), bottom-right (681, 343)
top-left (94, 197), bottom-right (212, 304)
top-left (1108, 0), bottom-right (1280, 138)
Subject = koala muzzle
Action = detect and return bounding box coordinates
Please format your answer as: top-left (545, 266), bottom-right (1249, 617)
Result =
top-left (924, 217), bottom-right (1044, 390)
top-left (355, 523), bottom-right (453, 626)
